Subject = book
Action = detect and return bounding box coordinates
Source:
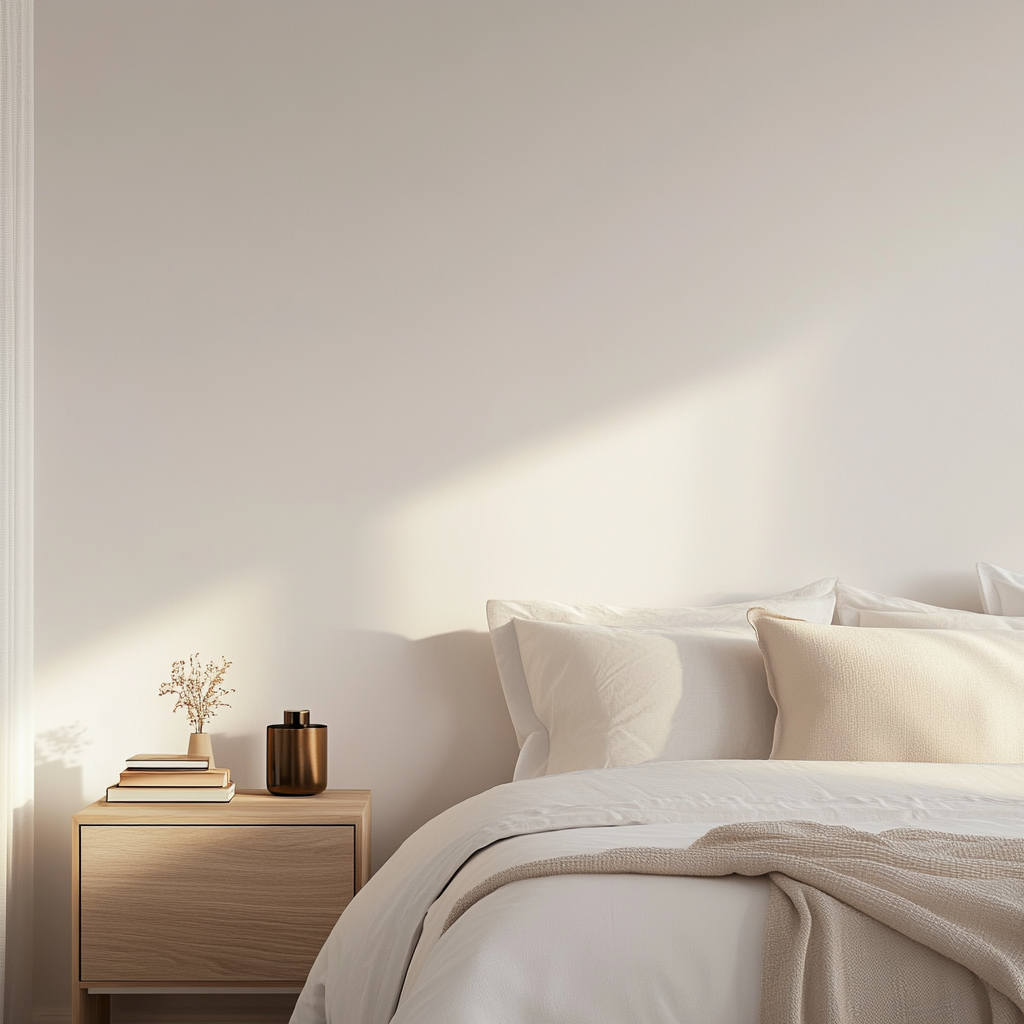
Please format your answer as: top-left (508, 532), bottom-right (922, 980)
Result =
top-left (126, 753), bottom-right (210, 770)
top-left (106, 783), bottom-right (236, 803)
top-left (118, 768), bottom-right (230, 788)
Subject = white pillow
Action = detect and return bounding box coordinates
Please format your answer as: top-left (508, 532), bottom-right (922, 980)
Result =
top-left (513, 619), bottom-right (777, 775)
top-left (486, 578), bottom-right (838, 779)
top-left (977, 562), bottom-right (1024, 616)
top-left (834, 582), bottom-right (1024, 630)
top-left (749, 608), bottom-right (1024, 763)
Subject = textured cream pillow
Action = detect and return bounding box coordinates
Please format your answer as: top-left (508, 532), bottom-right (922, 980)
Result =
top-left (512, 618), bottom-right (776, 775)
top-left (748, 609), bottom-right (1024, 763)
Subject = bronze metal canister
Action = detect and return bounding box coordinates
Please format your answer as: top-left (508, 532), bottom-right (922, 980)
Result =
top-left (267, 710), bottom-right (327, 796)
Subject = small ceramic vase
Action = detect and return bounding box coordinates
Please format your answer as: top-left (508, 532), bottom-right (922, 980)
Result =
top-left (187, 731), bottom-right (216, 768)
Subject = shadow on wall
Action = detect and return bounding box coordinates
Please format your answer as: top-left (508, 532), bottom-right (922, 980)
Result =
top-left (901, 571), bottom-right (983, 615)
top-left (207, 627), bottom-right (520, 867)
top-left (296, 628), bottom-right (520, 867)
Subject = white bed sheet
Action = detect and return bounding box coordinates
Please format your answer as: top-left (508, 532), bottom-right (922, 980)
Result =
top-left (397, 823), bottom-right (769, 1024)
top-left (398, 872), bottom-right (770, 1024)
top-left (291, 760), bottom-right (1024, 1024)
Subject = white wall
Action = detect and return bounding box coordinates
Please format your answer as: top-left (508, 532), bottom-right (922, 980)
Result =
top-left (34, 0), bottom-right (1024, 1016)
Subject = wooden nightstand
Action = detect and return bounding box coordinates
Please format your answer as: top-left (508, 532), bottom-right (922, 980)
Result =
top-left (71, 789), bottom-right (371, 1024)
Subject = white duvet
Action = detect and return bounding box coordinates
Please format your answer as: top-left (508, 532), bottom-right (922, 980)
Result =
top-left (291, 760), bottom-right (1024, 1024)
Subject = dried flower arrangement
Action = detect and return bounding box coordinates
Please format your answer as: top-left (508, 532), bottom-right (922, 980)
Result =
top-left (158, 654), bottom-right (234, 734)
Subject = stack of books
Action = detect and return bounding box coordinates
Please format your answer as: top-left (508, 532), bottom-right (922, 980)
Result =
top-left (106, 753), bottom-right (236, 803)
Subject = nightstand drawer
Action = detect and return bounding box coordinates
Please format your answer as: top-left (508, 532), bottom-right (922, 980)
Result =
top-left (79, 824), bottom-right (354, 983)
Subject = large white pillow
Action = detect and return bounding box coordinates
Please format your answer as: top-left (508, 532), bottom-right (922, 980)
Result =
top-left (513, 619), bottom-right (777, 776)
top-left (977, 562), bottom-right (1024, 616)
top-left (748, 608), bottom-right (1024, 763)
top-left (834, 582), bottom-right (1024, 630)
top-left (486, 578), bottom-right (837, 779)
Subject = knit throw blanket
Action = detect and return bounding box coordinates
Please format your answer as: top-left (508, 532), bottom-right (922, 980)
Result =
top-left (442, 820), bottom-right (1024, 1024)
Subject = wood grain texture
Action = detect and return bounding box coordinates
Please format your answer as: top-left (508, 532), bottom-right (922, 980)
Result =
top-left (74, 790), bottom-right (371, 898)
top-left (74, 789), bottom-right (371, 826)
top-left (72, 789), bottom-right (370, 1023)
top-left (80, 824), bottom-right (353, 982)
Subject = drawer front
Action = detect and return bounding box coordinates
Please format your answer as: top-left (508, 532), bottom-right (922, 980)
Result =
top-left (80, 824), bottom-right (354, 983)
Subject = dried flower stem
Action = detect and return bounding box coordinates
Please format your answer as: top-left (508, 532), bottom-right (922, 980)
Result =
top-left (158, 654), bottom-right (234, 733)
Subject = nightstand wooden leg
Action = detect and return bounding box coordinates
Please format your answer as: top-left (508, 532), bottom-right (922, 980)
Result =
top-left (72, 988), bottom-right (109, 1024)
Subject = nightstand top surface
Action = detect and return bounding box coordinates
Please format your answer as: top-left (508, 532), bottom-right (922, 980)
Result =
top-left (74, 788), bottom-right (371, 826)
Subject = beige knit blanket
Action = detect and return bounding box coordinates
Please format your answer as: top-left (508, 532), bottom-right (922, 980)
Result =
top-left (442, 820), bottom-right (1024, 1024)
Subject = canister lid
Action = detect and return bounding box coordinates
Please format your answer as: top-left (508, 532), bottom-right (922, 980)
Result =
top-left (284, 709), bottom-right (310, 726)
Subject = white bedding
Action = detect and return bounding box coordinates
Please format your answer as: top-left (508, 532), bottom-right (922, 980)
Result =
top-left (398, 824), bottom-right (771, 1024)
top-left (290, 760), bottom-right (1024, 1024)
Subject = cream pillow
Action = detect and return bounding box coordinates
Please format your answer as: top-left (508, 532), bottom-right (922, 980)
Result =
top-left (835, 582), bottom-right (1024, 629)
top-left (487, 577), bottom-right (838, 779)
top-left (512, 618), bottom-right (777, 775)
top-left (748, 609), bottom-right (1024, 763)
top-left (977, 562), bottom-right (1024, 616)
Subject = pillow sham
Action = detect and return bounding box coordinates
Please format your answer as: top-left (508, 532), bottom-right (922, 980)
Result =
top-left (977, 562), bottom-right (1024, 616)
top-left (487, 577), bottom-right (837, 779)
top-left (834, 582), bottom-right (1024, 630)
top-left (512, 619), bottom-right (777, 775)
top-left (748, 608), bottom-right (1024, 763)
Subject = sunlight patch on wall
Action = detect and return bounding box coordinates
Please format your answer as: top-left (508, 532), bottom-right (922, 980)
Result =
top-left (362, 330), bottom-right (836, 639)
top-left (34, 572), bottom-right (279, 801)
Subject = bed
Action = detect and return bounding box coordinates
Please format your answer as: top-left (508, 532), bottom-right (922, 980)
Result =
top-left (291, 572), bottom-right (1024, 1024)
